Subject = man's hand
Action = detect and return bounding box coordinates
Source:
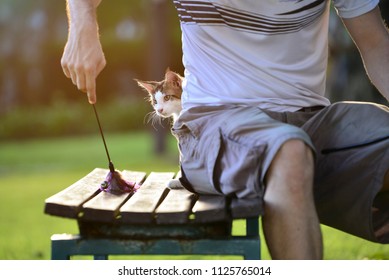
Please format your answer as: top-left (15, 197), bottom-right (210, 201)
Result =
top-left (61, 0), bottom-right (105, 104)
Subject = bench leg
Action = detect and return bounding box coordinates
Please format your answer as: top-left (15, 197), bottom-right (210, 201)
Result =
top-left (246, 217), bottom-right (260, 236)
top-left (51, 234), bottom-right (109, 260)
top-left (242, 243), bottom-right (261, 260)
top-left (94, 255), bottom-right (108, 260)
top-left (51, 234), bottom-right (75, 260)
top-left (243, 217), bottom-right (261, 259)
top-left (51, 234), bottom-right (261, 260)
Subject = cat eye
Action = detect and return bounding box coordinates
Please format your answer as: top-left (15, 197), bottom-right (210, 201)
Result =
top-left (164, 95), bottom-right (172, 102)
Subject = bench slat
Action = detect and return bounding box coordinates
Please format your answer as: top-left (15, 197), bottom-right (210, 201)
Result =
top-left (82, 170), bottom-right (147, 222)
top-left (155, 188), bottom-right (198, 224)
top-left (230, 197), bottom-right (263, 219)
top-left (119, 172), bottom-right (175, 224)
top-left (192, 195), bottom-right (229, 222)
top-left (44, 168), bottom-right (107, 218)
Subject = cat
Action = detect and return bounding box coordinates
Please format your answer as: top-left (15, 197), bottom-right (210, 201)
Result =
top-left (135, 69), bottom-right (183, 125)
top-left (135, 69), bottom-right (184, 190)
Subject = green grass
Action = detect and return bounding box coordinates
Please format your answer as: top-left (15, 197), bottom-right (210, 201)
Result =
top-left (0, 132), bottom-right (388, 260)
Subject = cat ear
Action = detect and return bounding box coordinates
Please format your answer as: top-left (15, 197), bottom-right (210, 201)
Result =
top-left (164, 70), bottom-right (182, 88)
top-left (135, 79), bottom-right (157, 94)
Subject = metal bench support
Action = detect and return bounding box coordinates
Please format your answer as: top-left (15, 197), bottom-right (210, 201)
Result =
top-left (51, 218), bottom-right (261, 260)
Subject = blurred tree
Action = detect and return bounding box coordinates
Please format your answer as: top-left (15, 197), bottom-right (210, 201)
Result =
top-left (148, 0), bottom-right (169, 154)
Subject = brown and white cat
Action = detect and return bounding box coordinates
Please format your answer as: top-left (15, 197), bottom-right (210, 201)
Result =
top-left (135, 69), bottom-right (184, 189)
top-left (135, 69), bottom-right (183, 124)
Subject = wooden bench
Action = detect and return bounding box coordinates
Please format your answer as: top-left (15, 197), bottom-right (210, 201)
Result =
top-left (44, 168), bottom-right (262, 260)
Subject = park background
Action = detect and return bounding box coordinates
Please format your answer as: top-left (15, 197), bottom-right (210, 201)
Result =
top-left (0, 0), bottom-right (388, 259)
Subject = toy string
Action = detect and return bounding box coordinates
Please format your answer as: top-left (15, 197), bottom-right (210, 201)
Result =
top-left (92, 104), bottom-right (115, 172)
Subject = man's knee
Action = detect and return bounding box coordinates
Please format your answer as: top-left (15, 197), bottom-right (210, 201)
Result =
top-left (280, 138), bottom-right (312, 157)
top-left (270, 139), bottom-right (314, 174)
top-left (265, 139), bottom-right (314, 194)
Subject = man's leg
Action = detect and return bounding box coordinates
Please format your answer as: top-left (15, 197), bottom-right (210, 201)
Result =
top-left (262, 139), bottom-right (323, 259)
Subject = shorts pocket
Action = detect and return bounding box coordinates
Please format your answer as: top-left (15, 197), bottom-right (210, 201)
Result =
top-left (214, 131), bottom-right (267, 198)
top-left (173, 125), bottom-right (222, 195)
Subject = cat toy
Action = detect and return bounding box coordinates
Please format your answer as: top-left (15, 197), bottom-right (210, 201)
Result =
top-left (92, 104), bottom-right (140, 195)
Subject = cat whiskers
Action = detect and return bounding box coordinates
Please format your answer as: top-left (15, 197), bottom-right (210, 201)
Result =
top-left (144, 111), bottom-right (164, 129)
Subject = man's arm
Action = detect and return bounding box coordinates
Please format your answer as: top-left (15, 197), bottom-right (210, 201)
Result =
top-left (61, 0), bottom-right (105, 104)
top-left (342, 6), bottom-right (389, 102)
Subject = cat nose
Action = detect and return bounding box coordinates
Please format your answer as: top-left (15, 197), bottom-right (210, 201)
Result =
top-left (158, 108), bottom-right (163, 114)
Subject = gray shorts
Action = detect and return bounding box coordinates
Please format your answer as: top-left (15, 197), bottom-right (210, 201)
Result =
top-left (172, 102), bottom-right (389, 243)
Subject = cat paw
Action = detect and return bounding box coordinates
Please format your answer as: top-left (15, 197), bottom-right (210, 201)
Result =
top-left (167, 179), bottom-right (184, 189)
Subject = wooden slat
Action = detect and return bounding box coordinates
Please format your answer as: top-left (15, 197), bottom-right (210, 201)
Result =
top-left (155, 188), bottom-right (198, 224)
top-left (230, 197), bottom-right (263, 219)
top-left (44, 168), bottom-right (262, 231)
top-left (192, 195), bottom-right (229, 222)
top-left (81, 170), bottom-right (146, 222)
top-left (44, 168), bottom-right (107, 218)
top-left (119, 172), bottom-right (175, 224)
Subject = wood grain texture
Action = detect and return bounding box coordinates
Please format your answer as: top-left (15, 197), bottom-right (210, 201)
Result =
top-left (119, 172), bottom-right (175, 223)
top-left (44, 168), bottom-right (107, 218)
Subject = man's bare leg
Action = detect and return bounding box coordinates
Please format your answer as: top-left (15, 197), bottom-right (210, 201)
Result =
top-left (262, 139), bottom-right (323, 259)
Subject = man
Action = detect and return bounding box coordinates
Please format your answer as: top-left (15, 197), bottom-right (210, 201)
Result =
top-left (61, 0), bottom-right (389, 259)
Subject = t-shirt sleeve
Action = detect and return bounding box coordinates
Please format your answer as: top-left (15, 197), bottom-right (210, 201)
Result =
top-left (333, 0), bottom-right (379, 19)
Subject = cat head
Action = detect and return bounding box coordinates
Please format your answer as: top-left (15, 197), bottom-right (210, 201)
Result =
top-left (135, 69), bottom-right (183, 124)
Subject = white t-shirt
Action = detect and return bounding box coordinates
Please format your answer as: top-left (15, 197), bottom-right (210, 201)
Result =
top-left (173, 0), bottom-right (379, 112)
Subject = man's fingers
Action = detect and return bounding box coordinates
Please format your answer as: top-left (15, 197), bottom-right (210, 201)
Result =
top-left (85, 59), bottom-right (106, 104)
top-left (76, 72), bottom-right (87, 93)
top-left (70, 71), bottom-right (77, 86)
top-left (87, 91), bottom-right (97, 104)
top-left (62, 65), bottom-right (71, 78)
top-left (63, 61), bottom-right (98, 104)
top-left (60, 54), bottom-right (71, 78)
top-left (61, 41), bottom-right (105, 104)
top-left (86, 74), bottom-right (97, 104)
top-left (63, 62), bottom-right (99, 104)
